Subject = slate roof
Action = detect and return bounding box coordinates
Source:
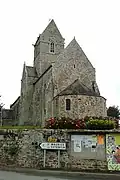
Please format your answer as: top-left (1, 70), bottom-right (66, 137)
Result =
top-left (10, 96), bottom-right (20, 108)
top-left (59, 79), bottom-right (100, 96)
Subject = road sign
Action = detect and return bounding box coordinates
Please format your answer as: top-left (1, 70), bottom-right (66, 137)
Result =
top-left (40, 142), bottom-right (66, 150)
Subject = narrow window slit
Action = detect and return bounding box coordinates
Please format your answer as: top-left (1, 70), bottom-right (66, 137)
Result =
top-left (50, 42), bottom-right (54, 53)
top-left (66, 99), bottom-right (71, 110)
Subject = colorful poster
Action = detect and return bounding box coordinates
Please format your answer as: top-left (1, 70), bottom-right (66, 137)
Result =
top-left (106, 134), bottom-right (120, 171)
top-left (98, 135), bottom-right (104, 145)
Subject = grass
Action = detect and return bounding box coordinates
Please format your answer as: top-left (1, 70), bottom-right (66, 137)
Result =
top-left (0, 126), bottom-right (41, 129)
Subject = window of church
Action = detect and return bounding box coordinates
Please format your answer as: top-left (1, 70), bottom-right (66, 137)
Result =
top-left (44, 109), bottom-right (46, 115)
top-left (66, 99), bottom-right (71, 110)
top-left (50, 42), bottom-right (55, 53)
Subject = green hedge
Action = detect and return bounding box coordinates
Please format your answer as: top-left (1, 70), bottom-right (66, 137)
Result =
top-left (86, 119), bottom-right (115, 130)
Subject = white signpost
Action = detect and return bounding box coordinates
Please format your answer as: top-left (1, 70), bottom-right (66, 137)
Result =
top-left (40, 142), bottom-right (66, 168)
top-left (40, 142), bottom-right (66, 150)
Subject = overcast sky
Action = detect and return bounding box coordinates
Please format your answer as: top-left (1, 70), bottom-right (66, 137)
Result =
top-left (0, 0), bottom-right (120, 108)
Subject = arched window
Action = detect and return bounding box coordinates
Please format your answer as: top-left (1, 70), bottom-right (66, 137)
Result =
top-left (50, 42), bottom-right (55, 53)
top-left (66, 99), bottom-right (71, 110)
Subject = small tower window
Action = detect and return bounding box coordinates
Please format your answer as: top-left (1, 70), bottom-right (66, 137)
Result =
top-left (50, 42), bottom-right (55, 53)
top-left (66, 99), bottom-right (71, 110)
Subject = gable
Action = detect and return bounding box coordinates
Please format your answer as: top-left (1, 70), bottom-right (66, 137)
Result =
top-left (53, 38), bottom-right (99, 97)
top-left (54, 38), bottom-right (94, 69)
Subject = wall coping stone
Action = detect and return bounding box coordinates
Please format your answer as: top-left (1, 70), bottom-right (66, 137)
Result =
top-left (0, 128), bottom-right (120, 133)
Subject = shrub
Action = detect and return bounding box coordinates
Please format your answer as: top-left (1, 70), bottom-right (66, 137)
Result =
top-left (86, 119), bottom-right (115, 130)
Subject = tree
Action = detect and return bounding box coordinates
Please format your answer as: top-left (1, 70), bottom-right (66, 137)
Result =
top-left (107, 106), bottom-right (120, 119)
top-left (0, 95), bottom-right (2, 110)
top-left (0, 95), bottom-right (5, 126)
top-left (0, 95), bottom-right (4, 107)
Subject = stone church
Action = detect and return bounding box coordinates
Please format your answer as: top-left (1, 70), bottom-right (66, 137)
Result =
top-left (10, 20), bottom-right (107, 126)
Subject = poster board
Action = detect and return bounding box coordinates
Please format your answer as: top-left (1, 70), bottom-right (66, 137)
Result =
top-left (106, 134), bottom-right (120, 171)
top-left (71, 135), bottom-right (97, 153)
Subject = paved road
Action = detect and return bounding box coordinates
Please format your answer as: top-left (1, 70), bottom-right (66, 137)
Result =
top-left (0, 170), bottom-right (98, 180)
top-left (0, 170), bottom-right (87, 180)
top-left (0, 171), bottom-right (68, 180)
top-left (0, 170), bottom-right (120, 180)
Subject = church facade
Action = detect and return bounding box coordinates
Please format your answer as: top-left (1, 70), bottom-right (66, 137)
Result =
top-left (10, 20), bottom-right (107, 126)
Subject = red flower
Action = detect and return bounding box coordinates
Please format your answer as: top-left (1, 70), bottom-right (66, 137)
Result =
top-left (48, 117), bottom-right (55, 125)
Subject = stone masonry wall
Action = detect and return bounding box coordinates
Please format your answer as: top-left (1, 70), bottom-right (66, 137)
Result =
top-left (57, 95), bottom-right (107, 119)
top-left (53, 39), bottom-right (100, 97)
top-left (0, 129), bottom-right (108, 171)
top-left (32, 67), bottom-right (54, 127)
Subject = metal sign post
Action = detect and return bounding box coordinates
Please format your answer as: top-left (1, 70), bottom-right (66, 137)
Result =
top-left (40, 142), bottom-right (66, 168)
top-left (58, 150), bottom-right (60, 168)
top-left (43, 149), bottom-right (46, 168)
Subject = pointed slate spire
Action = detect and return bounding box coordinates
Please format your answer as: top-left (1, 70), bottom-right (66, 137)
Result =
top-left (42, 19), bottom-right (64, 39)
top-left (24, 61), bottom-right (27, 74)
top-left (21, 61), bottom-right (27, 81)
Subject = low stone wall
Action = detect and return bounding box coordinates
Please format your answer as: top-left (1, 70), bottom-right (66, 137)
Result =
top-left (68, 158), bottom-right (107, 171)
top-left (0, 129), bottom-right (108, 171)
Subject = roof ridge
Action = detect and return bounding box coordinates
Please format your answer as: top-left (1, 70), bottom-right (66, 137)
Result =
top-left (33, 65), bottom-right (52, 85)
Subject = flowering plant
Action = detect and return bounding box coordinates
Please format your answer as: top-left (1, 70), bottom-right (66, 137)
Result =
top-left (45, 116), bottom-right (118, 130)
top-left (46, 117), bottom-right (86, 129)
